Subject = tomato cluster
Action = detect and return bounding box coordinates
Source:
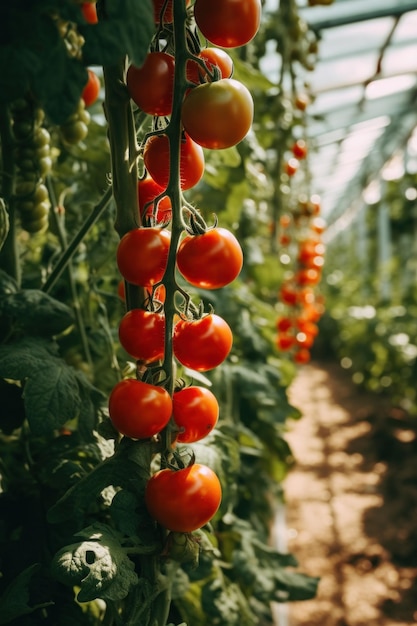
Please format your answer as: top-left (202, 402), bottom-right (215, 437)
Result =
top-left (108, 0), bottom-right (259, 534)
top-left (276, 195), bottom-right (326, 364)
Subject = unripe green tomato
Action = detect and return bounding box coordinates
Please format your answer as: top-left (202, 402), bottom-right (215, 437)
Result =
top-left (20, 200), bottom-right (50, 220)
top-left (36, 144), bottom-right (51, 159)
top-left (34, 127), bottom-right (51, 148)
top-left (60, 121), bottom-right (89, 144)
top-left (78, 108), bottom-right (91, 125)
top-left (21, 214), bottom-right (49, 233)
top-left (15, 180), bottom-right (37, 197)
top-left (13, 121), bottom-right (33, 139)
top-left (39, 156), bottom-right (53, 176)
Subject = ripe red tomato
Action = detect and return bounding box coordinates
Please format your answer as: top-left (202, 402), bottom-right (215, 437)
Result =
top-left (176, 227), bottom-right (243, 290)
top-left (145, 463), bottom-right (222, 532)
top-left (280, 282), bottom-right (298, 305)
top-left (276, 316), bottom-right (293, 333)
top-left (126, 52), bottom-right (175, 116)
top-left (285, 157), bottom-right (299, 177)
top-left (276, 333), bottom-right (295, 351)
top-left (186, 48), bottom-right (233, 84)
top-left (116, 227), bottom-right (171, 286)
top-left (109, 378), bottom-right (172, 439)
top-left (194, 0), bottom-right (261, 48)
top-left (181, 79), bottom-right (253, 149)
top-left (82, 69), bottom-right (100, 107)
top-left (143, 133), bottom-right (204, 191)
top-left (138, 176), bottom-right (172, 223)
top-left (173, 313), bottom-right (233, 371)
top-left (118, 308), bottom-right (165, 363)
top-left (294, 348), bottom-right (311, 364)
top-left (81, 2), bottom-right (98, 23)
top-left (292, 139), bottom-right (308, 160)
top-left (172, 386), bottom-right (219, 443)
top-left (152, 0), bottom-right (191, 24)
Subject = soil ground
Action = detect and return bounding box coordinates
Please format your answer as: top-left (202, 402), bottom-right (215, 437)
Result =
top-left (279, 360), bottom-right (417, 626)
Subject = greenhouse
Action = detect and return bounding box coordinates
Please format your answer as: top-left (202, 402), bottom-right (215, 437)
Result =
top-left (0, 1), bottom-right (416, 625)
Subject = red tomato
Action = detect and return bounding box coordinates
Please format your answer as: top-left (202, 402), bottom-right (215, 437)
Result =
top-left (173, 313), bottom-right (233, 371)
top-left (276, 333), bottom-right (295, 351)
top-left (126, 52), bottom-right (175, 116)
top-left (285, 157), bottom-right (299, 177)
top-left (172, 386), bottom-right (219, 443)
top-left (145, 463), bottom-right (222, 532)
top-left (176, 227), bottom-right (243, 290)
top-left (118, 309), bottom-right (165, 363)
top-left (194, 0), bottom-right (261, 48)
top-left (116, 227), bottom-right (171, 286)
top-left (294, 348), bottom-right (311, 364)
top-left (81, 2), bottom-right (98, 23)
top-left (295, 268), bottom-right (321, 286)
top-left (181, 79), bottom-right (253, 149)
top-left (143, 133), bottom-right (205, 191)
top-left (152, 0), bottom-right (191, 24)
top-left (82, 69), bottom-right (100, 107)
top-left (276, 316), bottom-right (293, 333)
top-left (280, 282), bottom-right (298, 306)
top-left (109, 378), bottom-right (172, 439)
top-left (138, 176), bottom-right (172, 223)
top-left (292, 139), bottom-right (308, 160)
top-left (186, 48), bottom-right (233, 84)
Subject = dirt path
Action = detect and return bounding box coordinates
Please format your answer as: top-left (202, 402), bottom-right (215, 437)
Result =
top-left (280, 360), bottom-right (417, 626)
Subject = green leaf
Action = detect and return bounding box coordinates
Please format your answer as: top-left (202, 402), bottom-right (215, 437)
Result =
top-left (0, 289), bottom-right (74, 336)
top-left (80, 0), bottom-right (154, 67)
top-left (0, 564), bottom-right (53, 624)
top-left (274, 569), bottom-right (320, 602)
top-left (51, 524), bottom-right (138, 602)
top-left (0, 338), bottom-right (81, 435)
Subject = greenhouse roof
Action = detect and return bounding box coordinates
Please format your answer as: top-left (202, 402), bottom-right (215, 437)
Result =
top-left (294, 0), bottom-right (417, 225)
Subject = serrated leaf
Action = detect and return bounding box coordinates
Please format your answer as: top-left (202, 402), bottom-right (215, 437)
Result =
top-left (51, 524), bottom-right (138, 601)
top-left (80, 0), bottom-right (154, 67)
top-left (0, 564), bottom-right (52, 624)
top-left (274, 569), bottom-right (319, 602)
top-left (0, 338), bottom-right (81, 435)
top-left (0, 289), bottom-right (74, 336)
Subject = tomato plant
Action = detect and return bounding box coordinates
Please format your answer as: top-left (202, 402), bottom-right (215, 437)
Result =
top-left (152, 0), bottom-right (191, 24)
top-left (109, 378), bottom-right (172, 439)
top-left (181, 78), bottom-right (254, 149)
top-left (173, 313), bottom-right (233, 371)
top-left (126, 52), bottom-right (175, 116)
top-left (145, 463), bottom-right (222, 532)
top-left (118, 308), bottom-right (165, 363)
top-left (81, 69), bottom-right (101, 107)
top-left (176, 226), bottom-right (243, 289)
top-left (172, 385), bottom-right (219, 442)
top-left (116, 227), bottom-right (171, 286)
top-left (193, 0), bottom-right (261, 48)
top-left (143, 132), bottom-right (205, 190)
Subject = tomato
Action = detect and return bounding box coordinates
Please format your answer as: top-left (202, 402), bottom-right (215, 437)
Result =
top-left (311, 216), bottom-right (326, 234)
top-left (194, 0), bottom-right (261, 48)
top-left (145, 463), bottom-right (222, 532)
top-left (292, 139), bottom-right (308, 160)
top-left (138, 176), bottom-right (172, 223)
top-left (116, 227), bottom-right (171, 286)
top-left (295, 92), bottom-right (310, 111)
top-left (126, 52), bottom-right (175, 116)
top-left (276, 316), bottom-right (293, 333)
top-left (173, 313), bottom-right (233, 371)
top-left (118, 309), bottom-right (165, 363)
top-left (143, 132), bottom-right (204, 191)
top-left (294, 348), bottom-right (311, 364)
top-left (152, 0), bottom-right (191, 24)
top-left (176, 227), bottom-right (243, 290)
top-left (181, 79), bottom-right (253, 150)
top-left (295, 268), bottom-right (321, 286)
top-left (186, 48), bottom-right (233, 84)
top-left (285, 157), bottom-right (299, 177)
top-left (109, 378), bottom-right (172, 439)
top-left (280, 282), bottom-right (298, 306)
top-left (276, 333), bottom-right (295, 351)
top-left (172, 386), bottom-right (219, 443)
top-left (82, 69), bottom-right (100, 107)
top-left (81, 2), bottom-right (98, 23)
